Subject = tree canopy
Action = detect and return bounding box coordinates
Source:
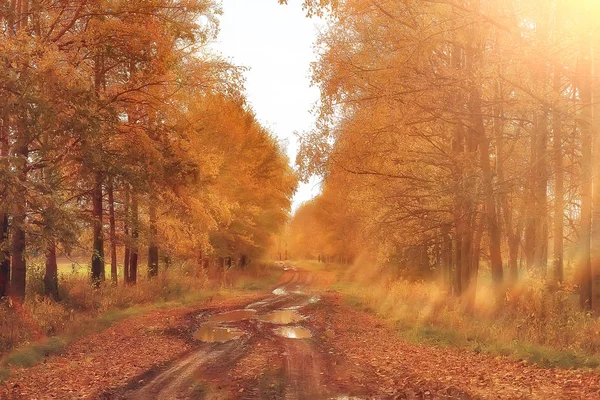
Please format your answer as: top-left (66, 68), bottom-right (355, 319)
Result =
top-left (0, 0), bottom-right (296, 300)
top-left (289, 0), bottom-right (600, 309)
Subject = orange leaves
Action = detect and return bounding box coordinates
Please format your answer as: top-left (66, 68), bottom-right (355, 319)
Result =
top-left (0, 0), bottom-right (295, 293)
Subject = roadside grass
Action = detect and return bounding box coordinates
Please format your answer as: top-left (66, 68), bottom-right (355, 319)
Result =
top-left (307, 260), bottom-right (600, 371)
top-left (396, 322), bottom-right (600, 370)
top-left (0, 260), bottom-right (280, 382)
top-left (6, 336), bottom-right (68, 368)
top-left (0, 293), bottom-right (221, 379)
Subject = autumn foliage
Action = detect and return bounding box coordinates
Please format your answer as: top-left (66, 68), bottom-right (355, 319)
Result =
top-left (0, 1), bottom-right (296, 303)
top-left (292, 0), bottom-right (600, 312)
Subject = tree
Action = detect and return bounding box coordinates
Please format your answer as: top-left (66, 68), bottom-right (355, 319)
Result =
top-left (0, 0), bottom-right (295, 301)
top-left (293, 0), bottom-right (600, 309)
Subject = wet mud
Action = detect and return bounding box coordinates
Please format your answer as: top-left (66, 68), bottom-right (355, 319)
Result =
top-left (117, 265), bottom-right (333, 399)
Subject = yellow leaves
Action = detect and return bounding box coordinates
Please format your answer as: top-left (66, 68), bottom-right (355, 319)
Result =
top-left (0, 0), bottom-right (294, 269)
top-left (169, 92), bottom-right (296, 257)
top-left (152, 89), bottom-right (295, 259)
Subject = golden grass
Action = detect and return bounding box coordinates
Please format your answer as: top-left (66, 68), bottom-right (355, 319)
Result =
top-left (321, 258), bottom-right (600, 369)
top-left (0, 261), bottom-right (281, 356)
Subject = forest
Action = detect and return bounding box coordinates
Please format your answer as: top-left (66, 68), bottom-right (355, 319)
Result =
top-left (3, 0), bottom-right (600, 399)
top-left (291, 0), bottom-right (600, 306)
top-left (0, 0), bottom-right (296, 348)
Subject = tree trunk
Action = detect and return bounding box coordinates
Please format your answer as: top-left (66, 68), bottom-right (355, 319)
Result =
top-left (108, 177), bottom-right (117, 285)
top-left (470, 87), bottom-right (504, 284)
top-left (90, 52), bottom-right (105, 287)
top-left (463, 211), bottom-right (484, 310)
top-left (525, 123), bottom-right (537, 270)
top-left (10, 133), bottom-right (28, 301)
top-left (534, 113), bottom-right (549, 277)
top-left (579, 37), bottom-right (593, 309)
top-left (591, 41), bottom-right (600, 311)
top-left (453, 235), bottom-right (462, 296)
top-left (0, 116), bottom-right (10, 298)
top-left (450, 38), bottom-right (468, 296)
top-left (147, 201), bottom-right (159, 278)
top-left (129, 192), bottom-right (139, 284)
top-left (441, 225), bottom-right (452, 287)
top-left (460, 222), bottom-right (473, 293)
top-left (123, 184), bottom-right (130, 284)
top-left (452, 119), bottom-right (466, 295)
top-left (10, 216), bottom-right (26, 300)
top-left (41, 120), bottom-right (59, 299)
top-left (421, 240), bottom-right (430, 273)
top-left (0, 213), bottom-right (9, 298)
top-left (508, 236), bottom-right (519, 282)
top-left (553, 65), bottom-right (564, 285)
top-left (495, 81), bottom-right (521, 285)
top-left (471, 212), bottom-right (484, 287)
top-left (91, 171), bottom-right (105, 286)
top-left (44, 241), bottom-right (59, 300)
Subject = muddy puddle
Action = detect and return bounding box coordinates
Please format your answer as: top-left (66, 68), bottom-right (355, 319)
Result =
top-left (274, 326), bottom-right (312, 339)
top-left (208, 309), bottom-right (256, 322)
top-left (259, 310), bottom-right (305, 324)
top-left (194, 323), bottom-right (245, 342)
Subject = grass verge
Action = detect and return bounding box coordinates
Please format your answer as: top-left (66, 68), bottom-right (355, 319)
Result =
top-left (0, 261), bottom-right (283, 383)
top-left (335, 283), bottom-right (600, 371)
top-left (0, 290), bottom-right (218, 381)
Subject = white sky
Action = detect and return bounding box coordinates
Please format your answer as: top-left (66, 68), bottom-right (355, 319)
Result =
top-left (210, 0), bottom-right (322, 212)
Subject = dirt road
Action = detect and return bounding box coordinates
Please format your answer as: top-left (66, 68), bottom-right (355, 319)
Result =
top-left (115, 267), bottom-right (330, 399)
top-left (5, 264), bottom-right (600, 399)
top-left (110, 265), bottom-right (600, 399)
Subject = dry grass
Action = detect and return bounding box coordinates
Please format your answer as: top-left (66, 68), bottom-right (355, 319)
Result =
top-left (327, 258), bottom-right (600, 369)
top-left (0, 260), bottom-right (280, 358)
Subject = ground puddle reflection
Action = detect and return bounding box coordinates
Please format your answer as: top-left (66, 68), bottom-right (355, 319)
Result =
top-left (274, 326), bottom-right (312, 339)
top-left (208, 309), bottom-right (256, 322)
top-left (194, 323), bottom-right (244, 342)
top-left (259, 310), bottom-right (305, 324)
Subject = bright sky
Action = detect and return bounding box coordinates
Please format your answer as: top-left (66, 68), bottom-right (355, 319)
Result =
top-left (211, 0), bottom-right (322, 212)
